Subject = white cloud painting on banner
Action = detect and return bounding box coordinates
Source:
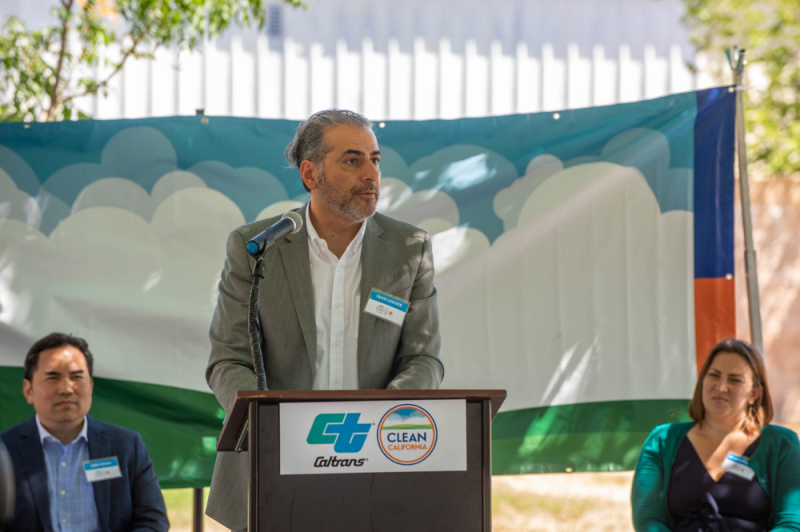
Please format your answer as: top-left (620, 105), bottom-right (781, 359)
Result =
top-left (0, 130), bottom-right (479, 392)
top-left (439, 160), bottom-right (694, 411)
top-left (0, 119), bottom-right (695, 413)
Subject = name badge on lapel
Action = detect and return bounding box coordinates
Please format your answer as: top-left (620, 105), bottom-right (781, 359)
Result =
top-left (721, 452), bottom-right (755, 480)
top-left (363, 288), bottom-right (409, 327)
top-left (83, 457), bottom-right (122, 483)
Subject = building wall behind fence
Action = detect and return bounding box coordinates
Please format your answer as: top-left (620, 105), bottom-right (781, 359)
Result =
top-left (735, 180), bottom-right (800, 424)
top-left (1, 0), bottom-right (721, 120)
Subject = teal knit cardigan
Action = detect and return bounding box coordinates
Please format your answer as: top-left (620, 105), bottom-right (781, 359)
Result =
top-left (631, 422), bottom-right (800, 531)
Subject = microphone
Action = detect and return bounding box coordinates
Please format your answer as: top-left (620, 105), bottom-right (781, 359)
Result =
top-left (246, 211), bottom-right (304, 256)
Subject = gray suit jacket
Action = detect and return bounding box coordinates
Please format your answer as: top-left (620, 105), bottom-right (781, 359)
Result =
top-left (205, 204), bottom-right (444, 530)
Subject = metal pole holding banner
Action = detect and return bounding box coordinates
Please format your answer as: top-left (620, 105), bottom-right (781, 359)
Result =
top-left (193, 488), bottom-right (204, 532)
top-left (726, 46), bottom-right (764, 355)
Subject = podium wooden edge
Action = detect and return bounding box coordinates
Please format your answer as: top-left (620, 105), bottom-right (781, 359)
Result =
top-left (217, 389), bottom-right (507, 452)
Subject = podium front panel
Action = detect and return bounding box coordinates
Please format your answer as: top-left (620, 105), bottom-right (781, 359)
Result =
top-left (249, 399), bottom-right (492, 531)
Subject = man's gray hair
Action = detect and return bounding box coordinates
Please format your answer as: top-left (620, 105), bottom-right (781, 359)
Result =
top-left (285, 109), bottom-right (373, 173)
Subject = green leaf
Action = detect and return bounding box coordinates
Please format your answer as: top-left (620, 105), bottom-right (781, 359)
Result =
top-left (683, 0), bottom-right (800, 177)
top-left (0, 0), bottom-right (304, 122)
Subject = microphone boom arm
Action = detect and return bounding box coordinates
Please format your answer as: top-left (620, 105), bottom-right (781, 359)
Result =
top-left (245, 211), bottom-right (302, 391)
top-left (248, 255), bottom-right (268, 391)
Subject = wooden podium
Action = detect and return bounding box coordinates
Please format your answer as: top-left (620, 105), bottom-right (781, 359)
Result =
top-left (218, 389), bottom-right (506, 532)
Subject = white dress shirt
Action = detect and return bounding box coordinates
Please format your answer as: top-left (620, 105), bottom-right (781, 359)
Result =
top-left (306, 207), bottom-right (368, 390)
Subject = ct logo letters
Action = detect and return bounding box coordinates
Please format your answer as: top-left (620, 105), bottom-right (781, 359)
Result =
top-left (377, 404), bottom-right (438, 465)
top-left (307, 413), bottom-right (371, 453)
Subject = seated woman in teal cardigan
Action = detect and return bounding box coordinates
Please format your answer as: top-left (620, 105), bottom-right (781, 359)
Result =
top-left (631, 338), bottom-right (800, 531)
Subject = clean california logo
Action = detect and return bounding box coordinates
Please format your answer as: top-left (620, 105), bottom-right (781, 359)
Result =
top-left (377, 404), bottom-right (438, 465)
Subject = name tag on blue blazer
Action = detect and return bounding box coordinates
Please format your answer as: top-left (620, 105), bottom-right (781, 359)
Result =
top-left (83, 456), bottom-right (122, 482)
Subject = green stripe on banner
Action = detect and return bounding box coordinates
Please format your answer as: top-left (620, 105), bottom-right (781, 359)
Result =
top-left (0, 365), bottom-right (692, 484)
top-left (0, 367), bottom-right (223, 489)
top-left (492, 399), bottom-right (692, 475)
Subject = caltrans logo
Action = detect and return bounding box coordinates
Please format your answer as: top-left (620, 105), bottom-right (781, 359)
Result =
top-left (306, 413), bottom-right (371, 453)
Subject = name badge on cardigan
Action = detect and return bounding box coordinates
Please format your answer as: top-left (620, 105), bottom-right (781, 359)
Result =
top-left (363, 288), bottom-right (409, 326)
top-left (83, 457), bottom-right (122, 482)
top-left (721, 452), bottom-right (755, 480)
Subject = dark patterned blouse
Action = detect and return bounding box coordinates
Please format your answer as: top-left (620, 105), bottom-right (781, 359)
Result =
top-left (668, 436), bottom-right (770, 532)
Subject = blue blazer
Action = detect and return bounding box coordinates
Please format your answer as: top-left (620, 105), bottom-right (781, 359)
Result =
top-left (0, 415), bottom-right (169, 532)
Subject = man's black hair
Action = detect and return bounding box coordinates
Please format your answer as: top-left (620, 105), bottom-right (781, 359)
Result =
top-left (24, 333), bottom-right (94, 381)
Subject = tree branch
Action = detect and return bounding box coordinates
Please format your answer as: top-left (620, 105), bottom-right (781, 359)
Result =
top-left (60, 36), bottom-right (90, 96)
top-left (44, 0), bottom-right (74, 121)
top-left (61, 19), bottom-right (154, 105)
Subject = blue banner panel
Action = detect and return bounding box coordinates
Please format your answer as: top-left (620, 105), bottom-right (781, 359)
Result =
top-left (693, 87), bottom-right (736, 279)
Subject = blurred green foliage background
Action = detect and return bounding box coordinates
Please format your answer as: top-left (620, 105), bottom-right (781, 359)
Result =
top-left (683, 0), bottom-right (800, 178)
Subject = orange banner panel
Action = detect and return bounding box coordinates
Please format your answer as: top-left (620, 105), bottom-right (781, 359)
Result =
top-left (694, 277), bottom-right (736, 375)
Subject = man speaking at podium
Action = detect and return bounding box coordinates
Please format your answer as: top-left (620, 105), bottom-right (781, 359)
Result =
top-left (205, 109), bottom-right (444, 530)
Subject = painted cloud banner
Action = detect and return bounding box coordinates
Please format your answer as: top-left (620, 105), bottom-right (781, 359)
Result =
top-left (0, 88), bottom-right (735, 486)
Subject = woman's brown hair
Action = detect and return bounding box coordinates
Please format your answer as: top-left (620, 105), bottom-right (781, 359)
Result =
top-left (688, 338), bottom-right (773, 435)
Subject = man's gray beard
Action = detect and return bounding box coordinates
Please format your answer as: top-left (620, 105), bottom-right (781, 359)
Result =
top-left (316, 169), bottom-right (378, 223)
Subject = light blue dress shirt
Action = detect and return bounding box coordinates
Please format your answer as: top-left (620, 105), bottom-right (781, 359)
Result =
top-left (36, 415), bottom-right (99, 532)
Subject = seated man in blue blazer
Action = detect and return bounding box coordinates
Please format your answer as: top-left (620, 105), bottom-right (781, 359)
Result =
top-left (0, 333), bottom-right (169, 532)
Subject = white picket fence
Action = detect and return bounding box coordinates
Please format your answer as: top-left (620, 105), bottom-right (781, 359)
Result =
top-left (2, 0), bottom-right (724, 120)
